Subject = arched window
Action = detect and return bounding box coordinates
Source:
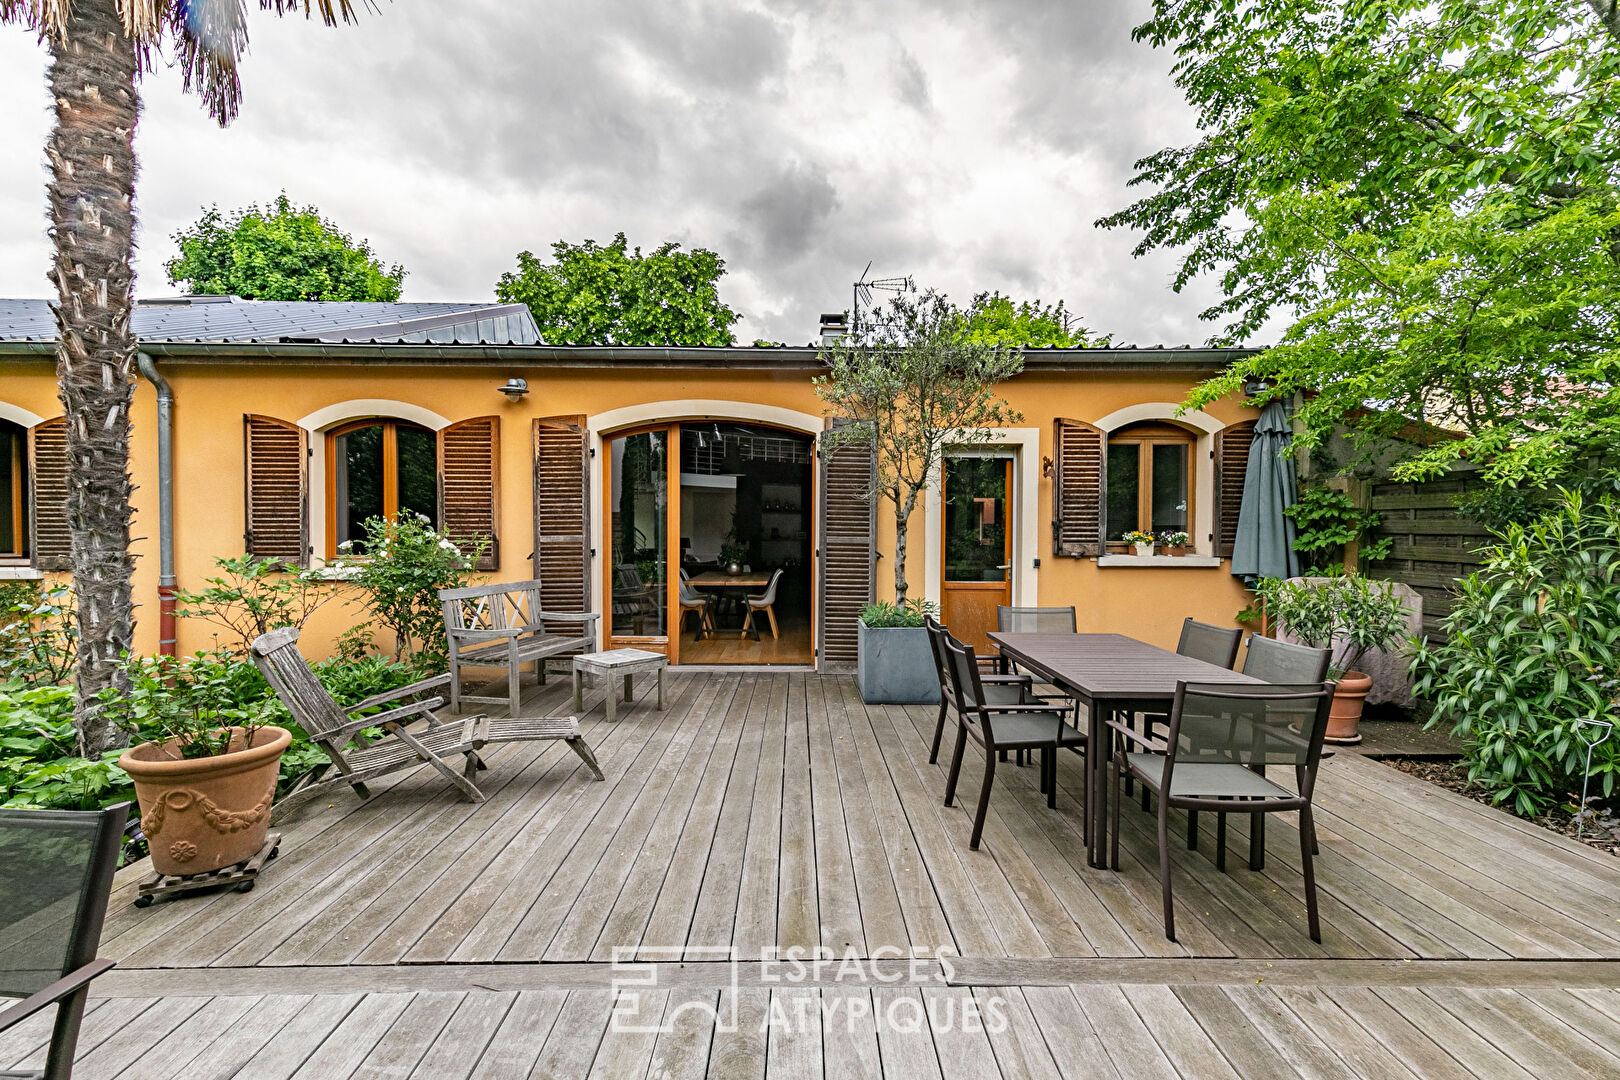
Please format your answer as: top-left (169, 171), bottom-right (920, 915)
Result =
top-left (1105, 421), bottom-right (1195, 545)
top-left (327, 419), bottom-right (438, 555)
top-left (1, 420), bottom-right (24, 557)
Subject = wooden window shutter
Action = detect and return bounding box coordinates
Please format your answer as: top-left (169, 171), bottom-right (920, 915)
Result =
top-left (817, 419), bottom-right (876, 672)
top-left (243, 415), bottom-right (308, 566)
top-left (1213, 420), bottom-right (1256, 558)
top-left (532, 416), bottom-right (590, 615)
top-left (28, 417), bottom-right (70, 571)
top-left (439, 416), bottom-right (500, 572)
top-left (1051, 418), bottom-right (1105, 557)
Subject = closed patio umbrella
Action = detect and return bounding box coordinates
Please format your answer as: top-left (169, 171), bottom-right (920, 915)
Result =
top-left (1230, 400), bottom-right (1301, 583)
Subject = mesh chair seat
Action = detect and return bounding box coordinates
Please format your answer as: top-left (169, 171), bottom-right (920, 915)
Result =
top-left (1125, 754), bottom-right (1295, 800)
top-left (989, 711), bottom-right (1084, 749)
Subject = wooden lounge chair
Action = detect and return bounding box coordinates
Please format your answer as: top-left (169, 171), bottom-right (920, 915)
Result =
top-left (438, 580), bottom-right (600, 717)
top-left (0, 804), bottom-right (126, 1080)
top-left (250, 627), bottom-right (603, 812)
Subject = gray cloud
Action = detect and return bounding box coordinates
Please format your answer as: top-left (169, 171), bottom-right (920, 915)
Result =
top-left (0, 0), bottom-right (1240, 347)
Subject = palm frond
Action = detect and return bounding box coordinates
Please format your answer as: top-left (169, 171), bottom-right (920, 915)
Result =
top-left (0, 0), bottom-right (68, 36)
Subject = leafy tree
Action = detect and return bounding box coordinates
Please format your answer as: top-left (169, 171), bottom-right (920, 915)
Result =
top-left (0, 0), bottom-right (358, 755)
top-left (495, 233), bottom-right (741, 345)
top-left (815, 290), bottom-right (1024, 603)
top-left (166, 195), bottom-right (405, 301)
top-left (1101, 0), bottom-right (1620, 487)
top-left (959, 291), bottom-right (1101, 347)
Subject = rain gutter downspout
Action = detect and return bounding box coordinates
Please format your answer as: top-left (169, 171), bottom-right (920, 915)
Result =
top-left (136, 352), bottom-right (177, 656)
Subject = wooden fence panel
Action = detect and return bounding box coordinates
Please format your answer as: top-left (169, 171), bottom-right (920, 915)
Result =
top-left (1365, 476), bottom-right (1489, 641)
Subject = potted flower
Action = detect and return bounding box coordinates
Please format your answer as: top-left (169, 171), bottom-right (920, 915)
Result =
top-left (1262, 574), bottom-right (1410, 743)
top-left (112, 654), bottom-right (290, 876)
top-left (1123, 530), bottom-right (1157, 557)
top-left (1160, 531), bottom-right (1191, 556)
top-left (857, 599), bottom-right (941, 704)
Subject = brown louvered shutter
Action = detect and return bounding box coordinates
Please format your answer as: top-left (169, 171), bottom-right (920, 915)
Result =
top-left (28, 418), bottom-right (70, 571)
top-left (1214, 420), bottom-right (1256, 558)
top-left (817, 420), bottom-right (876, 672)
top-left (439, 416), bottom-right (500, 572)
top-left (1052, 418), bottom-right (1105, 557)
top-left (243, 415), bottom-right (307, 566)
top-left (532, 416), bottom-right (590, 615)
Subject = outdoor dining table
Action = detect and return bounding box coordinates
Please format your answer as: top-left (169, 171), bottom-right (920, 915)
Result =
top-left (987, 631), bottom-right (1263, 869)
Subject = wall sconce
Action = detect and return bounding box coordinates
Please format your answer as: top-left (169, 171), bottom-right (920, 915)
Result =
top-left (1242, 377), bottom-right (1273, 398)
top-left (498, 377), bottom-right (529, 402)
top-left (1041, 455), bottom-right (1053, 478)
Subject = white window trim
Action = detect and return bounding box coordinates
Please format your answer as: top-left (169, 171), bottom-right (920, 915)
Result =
top-left (1091, 403), bottom-right (1224, 558)
top-left (296, 400), bottom-right (453, 567)
top-left (0, 402), bottom-right (47, 428)
top-left (923, 428), bottom-right (1041, 607)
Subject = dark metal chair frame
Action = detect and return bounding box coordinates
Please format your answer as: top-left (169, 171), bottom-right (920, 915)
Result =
top-left (924, 615), bottom-right (1045, 764)
top-left (0, 804), bottom-right (127, 1080)
top-left (938, 631), bottom-right (1086, 850)
top-left (1135, 618), bottom-right (1245, 796)
top-left (1108, 681), bottom-right (1334, 942)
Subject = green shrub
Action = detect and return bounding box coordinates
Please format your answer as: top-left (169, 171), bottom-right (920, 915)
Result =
top-left (1264, 574), bottom-right (1410, 679)
top-left (175, 554), bottom-right (339, 654)
top-left (0, 583), bottom-right (77, 687)
top-left (859, 598), bottom-right (939, 628)
top-left (1412, 491), bottom-right (1620, 817)
top-left (1285, 487), bottom-right (1390, 573)
top-left (332, 514), bottom-right (482, 670)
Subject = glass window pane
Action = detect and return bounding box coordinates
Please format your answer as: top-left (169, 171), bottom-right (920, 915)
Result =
top-left (609, 430), bottom-right (667, 637)
top-left (334, 424), bottom-right (384, 552)
top-left (396, 425), bottom-right (438, 527)
top-left (1151, 443), bottom-right (1189, 534)
top-left (1106, 443), bottom-right (1140, 540)
top-left (0, 426), bottom-right (18, 554)
top-left (944, 457), bottom-right (1010, 582)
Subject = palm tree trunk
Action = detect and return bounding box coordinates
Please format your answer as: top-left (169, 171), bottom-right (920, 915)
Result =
top-left (46, 0), bottom-right (140, 756)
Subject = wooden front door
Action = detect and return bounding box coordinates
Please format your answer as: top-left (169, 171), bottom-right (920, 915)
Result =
top-left (940, 456), bottom-right (1013, 651)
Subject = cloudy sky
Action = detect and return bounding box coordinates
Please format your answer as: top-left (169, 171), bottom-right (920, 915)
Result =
top-left (0, 1), bottom-right (1239, 347)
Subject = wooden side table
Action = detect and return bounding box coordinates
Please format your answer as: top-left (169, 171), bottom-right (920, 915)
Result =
top-left (573, 648), bottom-right (668, 721)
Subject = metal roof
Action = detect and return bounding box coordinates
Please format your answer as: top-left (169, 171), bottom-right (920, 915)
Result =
top-left (0, 297), bottom-right (541, 345)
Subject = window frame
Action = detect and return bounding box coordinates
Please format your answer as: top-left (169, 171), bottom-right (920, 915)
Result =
top-left (323, 418), bottom-right (438, 558)
top-left (1105, 421), bottom-right (1196, 551)
top-left (1, 423), bottom-right (24, 558)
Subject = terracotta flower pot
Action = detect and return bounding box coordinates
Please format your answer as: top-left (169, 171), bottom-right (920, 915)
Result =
top-left (1326, 670), bottom-right (1372, 744)
top-left (120, 725), bottom-right (290, 875)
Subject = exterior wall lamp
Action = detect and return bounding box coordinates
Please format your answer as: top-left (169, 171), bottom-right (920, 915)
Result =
top-left (499, 377), bottom-right (530, 402)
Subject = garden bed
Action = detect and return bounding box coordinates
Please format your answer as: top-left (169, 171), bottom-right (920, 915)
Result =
top-left (1381, 756), bottom-right (1620, 857)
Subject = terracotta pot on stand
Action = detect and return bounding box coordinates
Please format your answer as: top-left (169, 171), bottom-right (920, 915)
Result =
top-left (1326, 671), bottom-right (1372, 744)
top-left (119, 726), bottom-right (290, 875)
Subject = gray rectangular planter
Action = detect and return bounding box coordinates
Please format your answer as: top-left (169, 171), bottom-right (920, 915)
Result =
top-left (856, 620), bottom-right (940, 705)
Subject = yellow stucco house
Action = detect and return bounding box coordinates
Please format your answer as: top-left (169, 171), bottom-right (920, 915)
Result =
top-left (0, 297), bottom-right (1261, 669)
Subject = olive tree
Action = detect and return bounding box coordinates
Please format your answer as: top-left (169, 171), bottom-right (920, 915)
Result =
top-left (814, 290), bottom-right (1024, 604)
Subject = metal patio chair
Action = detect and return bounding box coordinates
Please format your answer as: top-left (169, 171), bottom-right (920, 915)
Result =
top-left (251, 627), bottom-right (603, 813)
top-left (1108, 681), bottom-right (1335, 942)
top-left (0, 804), bottom-right (126, 1080)
top-left (1136, 618), bottom-right (1245, 792)
top-left (940, 632), bottom-right (1085, 850)
top-left (924, 615), bottom-right (1050, 764)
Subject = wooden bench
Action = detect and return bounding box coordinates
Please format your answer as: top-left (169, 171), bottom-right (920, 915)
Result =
top-left (439, 580), bottom-right (600, 716)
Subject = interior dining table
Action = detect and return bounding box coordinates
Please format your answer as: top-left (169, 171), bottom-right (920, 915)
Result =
top-left (987, 631), bottom-right (1262, 868)
top-left (685, 570), bottom-right (774, 640)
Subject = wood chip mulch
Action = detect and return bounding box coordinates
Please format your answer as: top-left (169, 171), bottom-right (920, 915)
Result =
top-left (1381, 757), bottom-right (1620, 857)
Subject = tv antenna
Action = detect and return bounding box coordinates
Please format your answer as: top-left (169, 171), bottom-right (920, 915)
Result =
top-left (852, 262), bottom-right (913, 333)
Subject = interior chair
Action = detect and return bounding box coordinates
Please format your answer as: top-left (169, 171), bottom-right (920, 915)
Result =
top-left (939, 632), bottom-right (1086, 850)
top-left (1108, 681), bottom-right (1335, 942)
top-left (741, 569), bottom-right (785, 639)
top-left (677, 571), bottom-right (716, 641)
top-left (0, 804), bottom-right (127, 1080)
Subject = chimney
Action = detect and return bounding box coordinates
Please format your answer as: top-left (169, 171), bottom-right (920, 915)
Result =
top-left (819, 312), bottom-right (849, 347)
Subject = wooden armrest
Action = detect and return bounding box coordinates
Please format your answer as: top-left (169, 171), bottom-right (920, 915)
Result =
top-left (0, 959), bottom-right (116, 1034)
top-left (448, 627), bottom-right (525, 642)
top-left (532, 612), bottom-right (600, 627)
top-left (349, 674), bottom-right (452, 714)
top-left (333, 698), bottom-right (443, 739)
top-left (1104, 717), bottom-right (1161, 750)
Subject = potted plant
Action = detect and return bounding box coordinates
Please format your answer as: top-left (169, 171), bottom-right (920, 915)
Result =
top-left (1160, 531), bottom-right (1191, 556)
top-left (1263, 574), bottom-right (1410, 743)
top-left (1124, 529), bottom-right (1157, 557)
top-left (856, 599), bottom-right (940, 704)
top-left (814, 289), bottom-right (1023, 702)
top-left (112, 654), bottom-right (290, 876)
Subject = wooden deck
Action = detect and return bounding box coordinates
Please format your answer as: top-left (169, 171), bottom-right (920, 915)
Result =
top-left (7, 671), bottom-right (1620, 1078)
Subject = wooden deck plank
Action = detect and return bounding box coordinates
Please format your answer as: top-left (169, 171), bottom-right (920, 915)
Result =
top-left (349, 990), bottom-right (464, 1080)
top-left (923, 987), bottom-right (1004, 1080)
top-left (765, 988), bottom-right (822, 1080)
top-left (1123, 983), bottom-right (1246, 1080)
top-left (1321, 986), bottom-right (1476, 1080)
top-left (527, 990), bottom-right (614, 1080)
top-left (1367, 988), bottom-right (1537, 1080)
top-left (285, 993), bottom-right (415, 1080)
top-left (975, 987), bottom-right (1064, 1080)
top-left (585, 989), bottom-right (665, 1079)
top-left (820, 989), bottom-right (883, 1079)
top-left (871, 987), bottom-right (945, 1080)
top-left (1221, 986), bottom-right (1359, 1080)
top-left (1169, 985), bottom-right (1307, 1080)
top-left (111, 993), bottom-right (260, 1080)
top-left (684, 677), bottom-right (769, 953)
top-left (1271, 987), bottom-right (1424, 1080)
top-left (646, 990), bottom-right (720, 1080)
top-left (1069, 984), bottom-right (1176, 1080)
top-left (1427, 986), bottom-right (1620, 1080)
top-left (733, 675), bottom-right (791, 954)
top-left (591, 676), bottom-right (747, 961)
top-left (805, 674), bottom-right (867, 956)
top-left (706, 989), bottom-right (768, 1080)
top-left (405, 990), bottom-right (516, 1080)
top-left (52, 996), bottom-right (204, 1080)
top-left (1023, 985), bottom-right (1124, 1080)
top-left (775, 677), bottom-right (820, 953)
top-left (459, 990), bottom-right (566, 1080)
